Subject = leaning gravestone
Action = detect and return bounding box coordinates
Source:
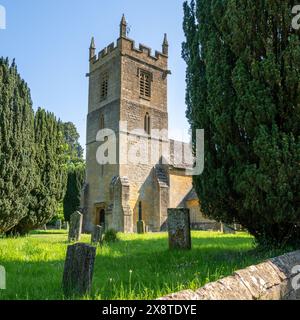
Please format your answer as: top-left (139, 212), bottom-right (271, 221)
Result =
top-left (91, 225), bottom-right (103, 245)
top-left (222, 223), bottom-right (236, 234)
top-left (68, 211), bottom-right (83, 242)
top-left (168, 208), bottom-right (191, 250)
top-left (62, 243), bottom-right (96, 297)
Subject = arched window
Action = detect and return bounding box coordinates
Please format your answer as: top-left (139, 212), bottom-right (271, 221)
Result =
top-left (144, 113), bottom-right (151, 135)
top-left (100, 114), bottom-right (105, 130)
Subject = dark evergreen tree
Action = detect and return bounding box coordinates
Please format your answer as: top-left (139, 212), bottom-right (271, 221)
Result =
top-left (60, 121), bottom-right (85, 222)
top-left (62, 122), bottom-right (84, 161)
top-left (13, 108), bottom-right (68, 234)
top-left (183, 0), bottom-right (300, 246)
top-left (63, 163), bottom-right (85, 222)
top-left (0, 58), bottom-right (35, 233)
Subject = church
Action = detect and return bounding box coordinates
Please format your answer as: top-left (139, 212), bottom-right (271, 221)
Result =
top-left (81, 16), bottom-right (214, 233)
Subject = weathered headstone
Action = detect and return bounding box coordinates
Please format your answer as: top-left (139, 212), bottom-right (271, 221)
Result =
top-left (168, 208), bottom-right (191, 250)
top-left (222, 223), bottom-right (236, 234)
top-left (56, 219), bottom-right (62, 230)
top-left (62, 243), bottom-right (96, 297)
top-left (68, 211), bottom-right (83, 242)
top-left (91, 225), bottom-right (103, 245)
top-left (137, 220), bottom-right (146, 234)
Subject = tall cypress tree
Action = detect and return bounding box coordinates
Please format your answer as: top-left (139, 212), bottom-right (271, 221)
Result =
top-left (61, 121), bottom-right (85, 222)
top-left (183, 0), bottom-right (300, 246)
top-left (14, 108), bottom-right (68, 234)
top-left (63, 163), bottom-right (85, 222)
top-left (0, 58), bottom-right (35, 233)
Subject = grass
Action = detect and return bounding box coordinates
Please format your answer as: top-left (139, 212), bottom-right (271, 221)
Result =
top-left (0, 230), bottom-right (287, 300)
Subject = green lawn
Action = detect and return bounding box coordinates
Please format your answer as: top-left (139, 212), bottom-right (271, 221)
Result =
top-left (0, 230), bottom-right (285, 300)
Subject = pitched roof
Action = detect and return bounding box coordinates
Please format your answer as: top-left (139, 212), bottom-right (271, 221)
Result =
top-left (184, 188), bottom-right (198, 201)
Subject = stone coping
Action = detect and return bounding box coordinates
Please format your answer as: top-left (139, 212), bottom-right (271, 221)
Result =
top-left (159, 250), bottom-right (300, 300)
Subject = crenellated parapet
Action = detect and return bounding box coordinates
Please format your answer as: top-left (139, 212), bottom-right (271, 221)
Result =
top-left (89, 41), bottom-right (118, 65)
top-left (89, 15), bottom-right (168, 71)
top-left (90, 38), bottom-right (167, 68)
top-left (98, 42), bottom-right (117, 58)
top-left (118, 38), bottom-right (168, 66)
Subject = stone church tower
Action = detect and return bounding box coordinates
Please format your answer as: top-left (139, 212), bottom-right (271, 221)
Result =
top-left (82, 16), bottom-right (206, 233)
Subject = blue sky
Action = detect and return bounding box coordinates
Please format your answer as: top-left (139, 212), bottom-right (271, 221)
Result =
top-left (0, 0), bottom-right (190, 150)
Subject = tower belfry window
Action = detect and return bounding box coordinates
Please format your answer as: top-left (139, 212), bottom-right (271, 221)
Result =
top-left (100, 72), bottom-right (109, 101)
top-left (139, 69), bottom-right (152, 99)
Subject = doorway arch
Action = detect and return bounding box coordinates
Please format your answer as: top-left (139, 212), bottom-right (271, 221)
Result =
top-left (99, 209), bottom-right (105, 229)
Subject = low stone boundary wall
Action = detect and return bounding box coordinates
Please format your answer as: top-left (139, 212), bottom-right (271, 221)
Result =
top-left (159, 250), bottom-right (300, 300)
top-left (190, 222), bottom-right (221, 231)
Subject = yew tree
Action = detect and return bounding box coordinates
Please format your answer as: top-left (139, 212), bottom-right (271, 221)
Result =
top-left (183, 0), bottom-right (300, 246)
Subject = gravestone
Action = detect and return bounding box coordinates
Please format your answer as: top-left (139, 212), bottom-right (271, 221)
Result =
top-left (68, 211), bottom-right (83, 242)
top-left (168, 208), bottom-right (191, 250)
top-left (91, 225), bottom-right (104, 245)
top-left (62, 243), bottom-right (96, 297)
top-left (222, 223), bottom-right (236, 234)
top-left (56, 219), bottom-right (62, 230)
top-left (137, 220), bottom-right (146, 234)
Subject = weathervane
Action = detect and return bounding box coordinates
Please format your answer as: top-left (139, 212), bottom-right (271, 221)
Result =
top-left (126, 25), bottom-right (131, 37)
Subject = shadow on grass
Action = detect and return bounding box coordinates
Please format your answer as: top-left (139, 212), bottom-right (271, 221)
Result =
top-left (30, 230), bottom-right (68, 235)
top-left (0, 234), bottom-right (287, 300)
